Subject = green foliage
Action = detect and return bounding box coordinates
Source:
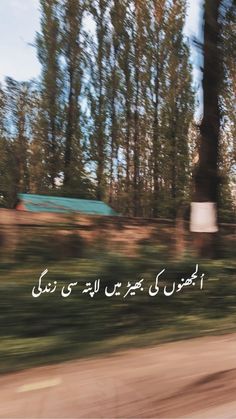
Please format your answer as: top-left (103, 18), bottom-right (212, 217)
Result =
top-left (0, 0), bottom-right (235, 218)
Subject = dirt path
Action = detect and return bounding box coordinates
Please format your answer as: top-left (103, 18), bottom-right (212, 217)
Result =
top-left (1, 333), bottom-right (236, 418)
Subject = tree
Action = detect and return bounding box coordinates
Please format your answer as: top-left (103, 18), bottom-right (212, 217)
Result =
top-left (5, 78), bottom-right (32, 195)
top-left (0, 84), bottom-right (14, 207)
top-left (61, 0), bottom-right (85, 190)
top-left (28, 84), bottom-right (50, 194)
top-left (88, 0), bottom-right (110, 201)
top-left (161, 0), bottom-right (194, 217)
top-left (116, 0), bottom-right (134, 214)
top-left (36, 0), bottom-right (63, 189)
top-left (107, 0), bottom-right (123, 205)
top-left (190, 0), bottom-right (222, 256)
top-left (149, 0), bottom-right (167, 217)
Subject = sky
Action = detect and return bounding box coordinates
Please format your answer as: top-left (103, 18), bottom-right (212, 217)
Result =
top-left (0, 0), bottom-right (203, 96)
top-left (0, 0), bottom-right (40, 82)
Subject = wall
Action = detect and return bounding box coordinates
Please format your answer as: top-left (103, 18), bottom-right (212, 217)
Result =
top-left (0, 209), bottom-right (235, 260)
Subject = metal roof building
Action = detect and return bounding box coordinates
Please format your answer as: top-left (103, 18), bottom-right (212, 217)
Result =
top-left (17, 194), bottom-right (118, 216)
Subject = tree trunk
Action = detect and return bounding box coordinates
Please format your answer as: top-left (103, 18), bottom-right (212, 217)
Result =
top-left (191, 0), bottom-right (221, 257)
top-left (152, 72), bottom-right (160, 218)
top-left (64, 70), bottom-right (74, 186)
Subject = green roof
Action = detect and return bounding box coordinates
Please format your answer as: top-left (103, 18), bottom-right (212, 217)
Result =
top-left (18, 194), bottom-right (118, 216)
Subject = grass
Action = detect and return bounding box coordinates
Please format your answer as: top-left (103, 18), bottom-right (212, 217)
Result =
top-left (0, 244), bottom-right (236, 374)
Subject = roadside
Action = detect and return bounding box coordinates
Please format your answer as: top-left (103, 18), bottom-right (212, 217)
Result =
top-left (1, 333), bottom-right (236, 418)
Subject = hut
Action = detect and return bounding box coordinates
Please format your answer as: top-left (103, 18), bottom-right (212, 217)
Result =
top-left (16, 193), bottom-right (118, 216)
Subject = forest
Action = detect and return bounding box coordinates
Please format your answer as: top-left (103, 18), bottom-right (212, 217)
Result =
top-left (0, 0), bottom-right (235, 221)
top-left (1, 2), bottom-right (236, 401)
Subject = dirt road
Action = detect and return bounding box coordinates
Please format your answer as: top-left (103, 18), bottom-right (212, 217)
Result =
top-left (1, 333), bottom-right (236, 418)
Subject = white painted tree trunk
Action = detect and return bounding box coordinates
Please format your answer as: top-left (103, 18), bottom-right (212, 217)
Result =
top-left (190, 202), bottom-right (218, 233)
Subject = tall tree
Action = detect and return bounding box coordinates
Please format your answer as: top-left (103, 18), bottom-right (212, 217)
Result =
top-left (0, 84), bottom-right (13, 207)
top-left (131, 0), bottom-right (150, 216)
top-left (61, 0), bottom-right (85, 191)
top-left (116, 0), bottom-right (134, 214)
top-left (5, 78), bottom-right (32, 195)
top-left (36, 0), bottom-right (62, 189)
top-left (221, 1), bottom-right (236, 165)
top-left (218, 0), bottom-right (236, 221)
top-left (190, 0), bottom-right (222, 256)
top-left (28, 84), bottom-right (50, 194)
top-left (150, 0), bottom-right (167, 217)
top-left (88, 0), bottom-right (110, 200)
top-left (162, 0), bottom-right (194, 217)
top-left (107, 0), bottom-right (121, 204)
